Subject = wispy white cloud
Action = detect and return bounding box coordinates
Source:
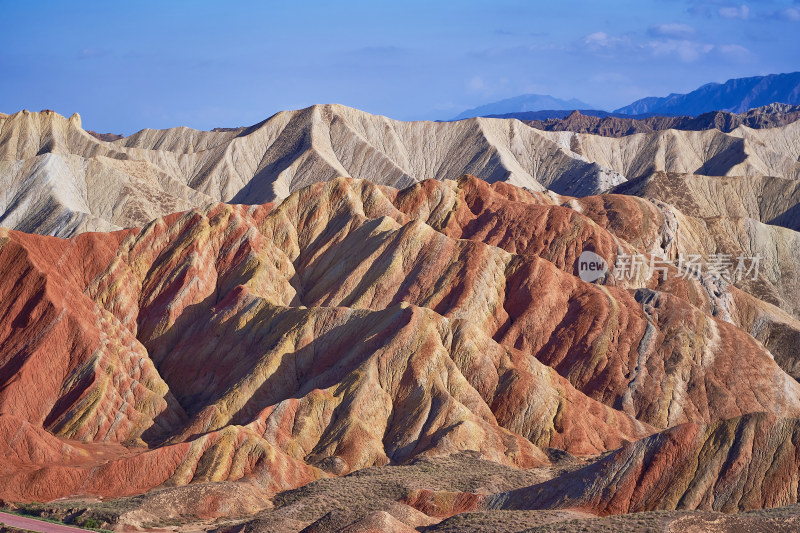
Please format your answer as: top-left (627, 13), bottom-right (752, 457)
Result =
top-left (718, 4), bottom-right (750, 19)
top-left (779, 7), bottom-right (800, 21)
top-left (646, 40), bottom-right (754, 63)
top-left (647, 23), bottom-right (696, 39)
top-left (759, 5), bottom-right (800, 22)
top-left (717, 43), bottom-right (755, 61)
top-left (647, 39), bottom-right (714, 62)
top-left (578, 24), bottom-right (756, 65)
top-left (583, 32), bottom-right (630, 49)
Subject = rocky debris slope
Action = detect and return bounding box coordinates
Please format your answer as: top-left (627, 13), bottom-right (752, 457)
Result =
top-left (606, 172), bottom-right (800, 323)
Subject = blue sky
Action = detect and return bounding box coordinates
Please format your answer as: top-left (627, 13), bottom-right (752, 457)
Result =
top-left (2, 0), bottom-right (799, 133)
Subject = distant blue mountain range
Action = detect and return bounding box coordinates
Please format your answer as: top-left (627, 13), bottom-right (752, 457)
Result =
top-left (614, 72), bottom-right (800, 115)
top-left (453, 94), bottom-right (594, 120)
top-left (478, 109), bottom-right (674, 121)
top-left (452, 72), bottom-right (800, 120)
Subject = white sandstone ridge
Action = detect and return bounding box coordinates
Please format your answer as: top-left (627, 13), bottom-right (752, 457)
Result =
top-left (1, 104), bottom-right (800, 237)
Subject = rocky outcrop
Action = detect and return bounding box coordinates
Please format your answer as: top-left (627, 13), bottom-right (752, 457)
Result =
top-left (523, 104), bottom-right (800, 137)
top-left (489, 412), bottom-right (800, 515)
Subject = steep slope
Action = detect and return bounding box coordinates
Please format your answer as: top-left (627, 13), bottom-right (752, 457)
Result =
top-left (0, 107), bottom-right (630, 237)
top-left (390, 177), bottom-right (800, 381)
top-left (0, 228), bottom-right (187, 444)
top-left (563, 190), bottom-right (800, 385)
top-left (615, 72), bottom-right (800, 115)
top-left (255, 178), bottom-right (800, 429)
top-left (613, 171), bottom-right (800, 232)
top-left (0, 110), bottom-right (215, 236)
top-left (607, 172), bottom-right (800, 312)
top-left (99, 105), bottom-right (627, 198)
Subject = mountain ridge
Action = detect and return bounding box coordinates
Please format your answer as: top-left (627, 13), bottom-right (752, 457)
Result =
top-left (4, 105), bottom-right (800, 242)
top-left (615, 72), bottom-right (800, 115)
top-left (508, 104), bottom-right (800, 136)
top-left (452, 73), bottom-right (800, 121)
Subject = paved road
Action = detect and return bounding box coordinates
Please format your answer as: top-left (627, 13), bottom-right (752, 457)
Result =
top-left (0, 512), bottom-right (94, 533)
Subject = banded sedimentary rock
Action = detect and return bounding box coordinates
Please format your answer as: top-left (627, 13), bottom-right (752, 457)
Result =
top-left (1, 177), bottom-right (798, 510)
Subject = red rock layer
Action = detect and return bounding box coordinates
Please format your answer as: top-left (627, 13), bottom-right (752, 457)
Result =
top-left (0, 176), bottom-right (797, 507)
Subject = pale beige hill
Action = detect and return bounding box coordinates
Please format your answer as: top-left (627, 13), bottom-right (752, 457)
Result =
top-left (104, 105), bottom-right (622, 200)
top-left (550, 124), bottom-right (800, 180)
top-left (0, 110), bottom-right (215, 236)
top-left (0, 153), bottom-right (214, 236)
top-left (0, 107), bottom-right (623, 236)
top-left (3, 106), bottom-right (800, 238)
top-left (730, 120), bottom-right (800, 171)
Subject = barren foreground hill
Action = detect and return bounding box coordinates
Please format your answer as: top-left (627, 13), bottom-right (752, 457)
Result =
top-left (0, 174), bottom-right (799, 531)
top-left (2, 105), bottom-right (800, 238)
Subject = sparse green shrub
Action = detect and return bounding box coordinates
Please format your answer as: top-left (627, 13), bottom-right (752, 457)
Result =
top-left (82, 518), bottom-right (100, 529)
